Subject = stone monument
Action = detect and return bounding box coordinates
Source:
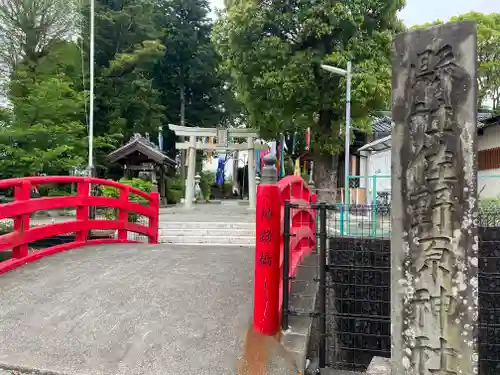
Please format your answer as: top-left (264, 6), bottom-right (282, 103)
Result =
top-left (388, 21), bottom-right (479, 375)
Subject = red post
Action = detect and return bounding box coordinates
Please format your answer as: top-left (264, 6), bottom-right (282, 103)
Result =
top-left (76, 179), bottom-right (90, 242)
top-left (148, 192), bottom-right (159, 244)
top-left (118, 186), bottom-right (130, 241)
top-left (253, 184), bottom-right (281, 335)
top-left (12, 180), bottom-right (31, 258)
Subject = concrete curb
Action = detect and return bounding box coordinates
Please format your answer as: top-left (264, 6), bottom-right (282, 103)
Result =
top-left (280, 253), bottom-right (320, 373)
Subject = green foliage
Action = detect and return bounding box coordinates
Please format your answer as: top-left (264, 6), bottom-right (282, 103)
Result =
top-left (101, 178), bottom-right (152, 200)
top-left (213, 0), bottom-right (404, 188)
top-left (200, 171), bottom-right (216, 199)
top-left (412, 12), bottom-right (500, 112)
top-left (155, 0), bottom-right (231, 129)
top-left (37, 182), bottom-right (74, 197)
top-left (166, 176), bottom-right (184, 204)
top-left (0, 250), bottom-right (11, 261)
top-left (0, 221), bottom-right (12, 236)
top-left (1, 0), bottom-right (239, 180)
top-left (479, 197), bottom-right (500, 213)
top-left (77, 0), bottom-right (240, 172)
top-left (101, 178), bottom-right (153, 222)
top-left (47, 190), bottom-right (77, 197)
top-left (0, 42), bottom-right (87, 178)
top-left (102, 40), bottom-right (167, 140)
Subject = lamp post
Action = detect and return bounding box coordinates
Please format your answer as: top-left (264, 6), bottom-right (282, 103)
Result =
top-left (320, 62), bottom-right (352, 205)
top-left (88, 0), bottom-right (95, 176)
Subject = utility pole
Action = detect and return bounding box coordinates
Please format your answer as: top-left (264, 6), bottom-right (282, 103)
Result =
top-left (88, 0), bottom-right (95, 177)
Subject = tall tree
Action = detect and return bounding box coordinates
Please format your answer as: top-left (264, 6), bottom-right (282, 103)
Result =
top-left (81, 0), bottom-right (239, 173)
top-left (100, 40), bottom-right (166, 140)
top-left (155, 0), bottom-right (229, 129)
top-left (80, 0), bottom-right (165, 170)
top-left (213, 0), bottom-right (404, 192)
top-left (0, 0), bottom-right (76, 74)
top-left (0, 41), bottom-right (87, 178)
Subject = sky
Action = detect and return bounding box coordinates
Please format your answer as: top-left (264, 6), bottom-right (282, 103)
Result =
top-left (209, 0), bottom-right (500, 26)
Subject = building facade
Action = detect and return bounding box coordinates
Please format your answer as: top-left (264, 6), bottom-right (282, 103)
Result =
top-left (355, 114), bottom-right (500, 203)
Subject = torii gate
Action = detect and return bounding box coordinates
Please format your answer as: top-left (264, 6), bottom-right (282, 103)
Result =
top-left (168, 124), bottom-right (268, 209)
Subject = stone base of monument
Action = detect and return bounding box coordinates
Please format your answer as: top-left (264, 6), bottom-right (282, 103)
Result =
top-left (365, 357), bottom-right (391, 374)
top-left (319, 368), bottom-right (363, 374)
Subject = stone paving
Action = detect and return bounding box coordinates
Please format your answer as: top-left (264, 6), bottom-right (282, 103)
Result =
top-left (0, 244), bottom-right (258, 375)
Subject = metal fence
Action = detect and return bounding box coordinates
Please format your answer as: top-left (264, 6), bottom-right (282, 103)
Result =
top-left (325, 199), bottom-right (500, 238)
top-left (299, 203), bottom-right (500, 374)
top-left (321, 204), bottom-right (390, 371)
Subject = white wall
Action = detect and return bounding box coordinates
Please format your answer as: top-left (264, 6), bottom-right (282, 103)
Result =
top-left (365, 149), bottom-right (392, 203)
top-left (365, 127), bottom-right (500, 202)
top-left (478, 169), bottom-right (500, 199)
top-left (479, 126), bottom-right (500, 151)
top-left (202, 151), bottom-right (250, 179)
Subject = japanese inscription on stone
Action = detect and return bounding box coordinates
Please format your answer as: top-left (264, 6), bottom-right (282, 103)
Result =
top-left (391, 22), bottom-right (478, 375)
top-left (217, 128), bottom-right (228, 147)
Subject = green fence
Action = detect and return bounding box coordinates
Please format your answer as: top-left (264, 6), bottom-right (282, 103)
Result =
top-left (327, 174), bottom-right (500, 237)
top-left (344, 175), bottom-right (391, 236)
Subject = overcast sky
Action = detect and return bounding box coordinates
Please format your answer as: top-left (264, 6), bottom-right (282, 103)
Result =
top-left (209, 0), bottom-right (500, 26)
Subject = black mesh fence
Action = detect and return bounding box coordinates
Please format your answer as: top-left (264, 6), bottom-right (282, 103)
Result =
top-left (320, 203), bottom-right (500, 374)
top-left (324, 204), bottom-right (390, 371)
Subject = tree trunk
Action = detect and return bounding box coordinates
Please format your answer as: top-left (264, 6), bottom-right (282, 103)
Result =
top-left (312, 107), bottom-right (341, 203)
top-left (313, 153), bottom-right (339, 203)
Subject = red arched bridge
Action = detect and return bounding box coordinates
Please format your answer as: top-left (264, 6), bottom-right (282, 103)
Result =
top-left (0, 175), bottom-right (316, 375)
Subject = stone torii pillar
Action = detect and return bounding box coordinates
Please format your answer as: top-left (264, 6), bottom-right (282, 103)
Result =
top-left (185, 135), bottom-right (196, 209)
top-left (247, 136), bottom-right (256, 210)
top-left (168, 124), bottom-right (267, 209)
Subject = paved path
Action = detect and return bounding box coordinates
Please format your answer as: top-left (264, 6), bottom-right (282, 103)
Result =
top-left (0, 244), bottom-right (255, 375)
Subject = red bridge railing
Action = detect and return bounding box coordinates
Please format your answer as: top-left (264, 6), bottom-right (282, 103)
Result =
top-left (0, 176), bottom-right (159, 275)
top-left (254, 172), bottom-right (316, 335)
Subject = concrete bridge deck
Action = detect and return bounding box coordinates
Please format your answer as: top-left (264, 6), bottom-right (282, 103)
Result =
top-left (0, 244), bottom-right (260, 375)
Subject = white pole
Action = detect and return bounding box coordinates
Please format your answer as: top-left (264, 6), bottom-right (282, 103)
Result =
top-left (88, 0), bottom-right (95, 174)
top-left (184, 135), bottom-right (196, 209)
top-left (247, 137), bottom-right (256, 210)
top-left (344, 61), bottom-right (352, 205)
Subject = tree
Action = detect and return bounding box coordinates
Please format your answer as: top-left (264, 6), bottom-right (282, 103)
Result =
top-left (155, 0), bottom-right (230, 129)
top-left (80, 0), bottom-right (240, 174)
top-left (0, 42), bottom-right (87, 177)
top-left (100, 40), bottom-right (166, 140)
top-left (412, 12), bottom-right (500, 112)
top-left (0, 0), bottom-right (76, 74)
top-left (213, 0), bottom-right (404, 192)
top-left (79, 0), bottom-right (165, 171)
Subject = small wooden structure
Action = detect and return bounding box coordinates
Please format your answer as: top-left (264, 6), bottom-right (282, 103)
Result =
top-left (108, 133), bottom-right (176, 203)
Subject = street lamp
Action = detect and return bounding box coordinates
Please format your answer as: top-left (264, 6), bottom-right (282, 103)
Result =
top-left (88, 0), bottom-right (95, 177)
top-left (320, 62), bottom-right (352, 206)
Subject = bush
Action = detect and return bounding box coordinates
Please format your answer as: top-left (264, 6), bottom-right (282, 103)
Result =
top-left (200, 171), bottom-right (215, 200)
top-left (101, 178), bottom-right (153, 222)
top-left (166, 188), bottom-right (183, 204)
top-left (0, 221), bottom-right (12, 235)
top-left (47, 189), bottom-right (76, 197)
top-left (39, 183), bottom-right (72, 197)
top-left (0, 250), bottom-right (11, 262)
top-left (166, 177), bottom-right (184, 204)
top-left (223, 181), bottom-right (233, 195)
top-left (479, 197), bottom-right (500, 213)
